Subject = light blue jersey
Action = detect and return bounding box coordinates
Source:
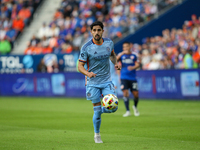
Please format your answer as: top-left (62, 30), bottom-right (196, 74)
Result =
top-left (79, 38), bottom-right (114, 85)
top-left (79, 38), bottom-right (116, 103)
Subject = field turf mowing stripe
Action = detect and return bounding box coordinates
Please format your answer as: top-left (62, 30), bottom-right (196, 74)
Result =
top-left (0, 97), bottom-right (200, 150)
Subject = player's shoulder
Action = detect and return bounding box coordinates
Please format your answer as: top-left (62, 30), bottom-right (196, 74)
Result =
top-left (130, 53), bottom-right (138, 60)
top-left (103, 38), bottom-right (112, 41)
top-left (81, 39), bottom-right (93, 51)
top-left (103, 38), bottom-right (113, 43)
top-left (131, 52), bottom-right (138, 57)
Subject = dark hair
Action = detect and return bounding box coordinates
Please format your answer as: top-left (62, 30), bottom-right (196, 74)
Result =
top-left (90, 21), bottom-right (104, 30)
top-left (188, 49), bottom-right (193, 54)
top-left (188, 49), bottom-right (193, 52)
top-left (123, 42), bottom-right (130, 45)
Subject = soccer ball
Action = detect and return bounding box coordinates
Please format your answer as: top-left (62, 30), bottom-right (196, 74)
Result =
top-left (102, 94), bottom-right (118, 110)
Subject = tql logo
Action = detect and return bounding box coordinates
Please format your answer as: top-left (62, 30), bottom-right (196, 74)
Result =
top-left (0, 56), bottom-right (23, 68)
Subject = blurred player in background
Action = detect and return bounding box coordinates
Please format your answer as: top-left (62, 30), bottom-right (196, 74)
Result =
top-left (117, 42), bottom-right (140, 117)
top-left (78, 21), bottom-right (121, 143)
top-left (109, 60), bottom-right (122, 95)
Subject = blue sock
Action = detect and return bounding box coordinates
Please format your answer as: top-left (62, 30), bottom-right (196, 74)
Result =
top-left (93, 105), bottom-right (102, 133)
top-left (134, 97), bottom-right (139, 107)
top-left (123, 97), bottom-right (129, 111)
top-left (101, 106), bottom-right (118, 113)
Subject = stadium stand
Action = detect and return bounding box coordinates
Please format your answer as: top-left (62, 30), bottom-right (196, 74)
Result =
top-left (23, 0), bottom-right (179, 55)
top-left (0, 0), bottom-right (43, 55)
top-left (131, 14), bottom-right (200, 70)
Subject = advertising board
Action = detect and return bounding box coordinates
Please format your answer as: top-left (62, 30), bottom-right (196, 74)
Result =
top-left (0, 69), bottom-right (199, 100)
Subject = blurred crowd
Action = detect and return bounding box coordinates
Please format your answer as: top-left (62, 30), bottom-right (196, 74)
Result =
top-left (131, 14), bottom-right (200, 70)
top-left (24, 0), bottom-right (178, 55)
top-left (0, 0), bottom-right (43, 54)
top-left (4, 0), bottom-right (198, 72)
top-left (32, 13), bottom-right (200, 73)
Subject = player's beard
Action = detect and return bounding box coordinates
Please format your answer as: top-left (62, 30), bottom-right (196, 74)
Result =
top-left (94, 34), bottom-right (101, 41)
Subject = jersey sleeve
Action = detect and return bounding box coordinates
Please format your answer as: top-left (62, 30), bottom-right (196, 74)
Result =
top-left (133, 54), bottom-right (138, 62)
top-left (79, 45), bottom-right (88, 63)
top-left (111, 41), bottom-right (114, 52)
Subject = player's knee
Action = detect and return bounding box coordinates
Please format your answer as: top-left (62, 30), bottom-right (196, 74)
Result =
top-left (123, 93), bottom-right (129, 97)
top-left (123, 91), bottom-right (129, 97)
top-left (132, 91), bottom-right (139, 98)
top-left (93, 101), bottom-right (101, 106)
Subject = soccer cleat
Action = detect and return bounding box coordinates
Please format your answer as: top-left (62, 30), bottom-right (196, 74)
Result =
top-left (133, 105), bottom-right (140, 116)
top-left (94, 135), bottom-right (103, 143)
top-left (123, 111), bottom-right (131, 117)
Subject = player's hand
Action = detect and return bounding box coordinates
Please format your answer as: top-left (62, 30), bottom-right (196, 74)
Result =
top-left (127, 66), bottom-right (134, 71)
top-left (87, 72), bottom-right (97, 78)
top-left (118, 51), bottom-right (126, 57)
top-left (115, 64), bottom-right (121, 70)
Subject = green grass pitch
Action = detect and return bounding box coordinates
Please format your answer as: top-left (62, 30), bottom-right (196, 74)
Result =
top-left (0, 97), bottom-right (200, 150)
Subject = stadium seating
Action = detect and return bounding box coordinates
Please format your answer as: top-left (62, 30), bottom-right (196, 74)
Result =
top-left (24, 0), bottom-right (179, 55)
top-left (0, 0), bottom-right (43, 55)
top-left (132, 14), bottom-right (200, 70)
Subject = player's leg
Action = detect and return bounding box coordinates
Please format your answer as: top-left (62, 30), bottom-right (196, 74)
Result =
top-left (132, 91), bottom-right (139, 108)
top-left (131, 81), bottom-right (140, 116)
top-left (101, 81), bottom-right (118, 113)
top-left (132, 91), bottom-right (140, 116)
top-left (93, 102), bottom-right (103, 143)
top-left (121, 79), bottom-right (131, 117)
top-left (86, 85), bottom-right (103, 143)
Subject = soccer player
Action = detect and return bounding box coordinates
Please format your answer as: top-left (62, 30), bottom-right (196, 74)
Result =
top-left (78, 21), bottom-right (121, 143)
top-left (117, 42), bottom-right (140, 117)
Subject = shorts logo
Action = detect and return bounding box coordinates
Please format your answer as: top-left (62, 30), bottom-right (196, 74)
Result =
top-left (106, 47), bottom-right (110, 51)
top-left (81, 53), bottom-right (84, 57)
top-left (87, 92), bottom-right (91, 97)
top-left (121, 85), bottom-right (124, 89)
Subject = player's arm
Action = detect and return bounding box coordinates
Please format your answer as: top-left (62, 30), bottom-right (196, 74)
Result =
top-left (78, 61), bottom-right (97, 78)
top-left (116, 51), bottom-right (125, 61)
top-left (110, 50), bottom-right (121, 70)
top-left (85, 76), bottom-right (87, 86)
top-left (127, 61), bottom-right (140, 71)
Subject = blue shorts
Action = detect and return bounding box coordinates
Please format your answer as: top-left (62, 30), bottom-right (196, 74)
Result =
top-left (86, 81), bottom-right (116, 104)
top-left (121, 79), bottom-right (138, 91)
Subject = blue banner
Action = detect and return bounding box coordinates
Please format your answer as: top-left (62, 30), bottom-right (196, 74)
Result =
top-left (0, 72), bottom-right (86, 97)
top-left (0, 52), bottom-right (80, 74)
top-left (137, 69), bottom-right (200, 99)
top-left (0, 69), bottom-right (199, 100)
